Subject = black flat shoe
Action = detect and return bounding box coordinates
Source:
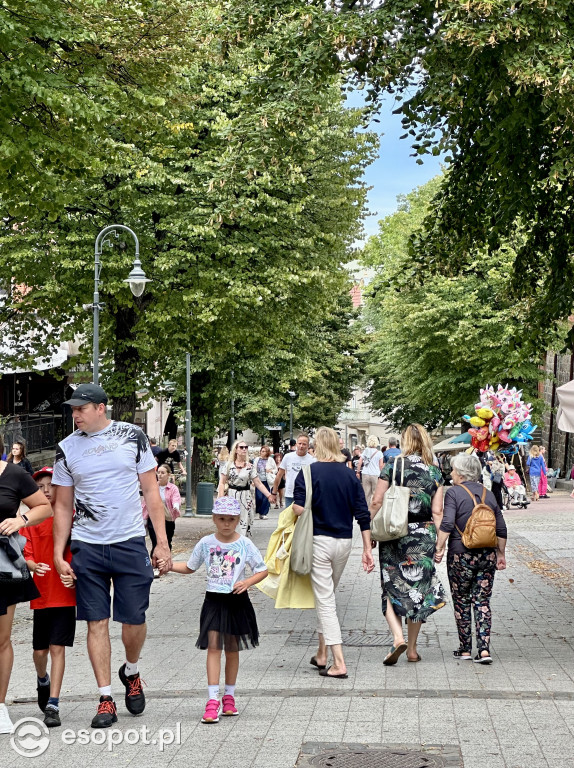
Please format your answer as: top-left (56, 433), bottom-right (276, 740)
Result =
top-left (310, 655), bottom-right (326, 671)
top-left (319, 666), bottom-right (348, 679)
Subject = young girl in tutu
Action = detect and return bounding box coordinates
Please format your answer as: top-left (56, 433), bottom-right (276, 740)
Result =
top-left (160, 496), bottom-right (267, 723)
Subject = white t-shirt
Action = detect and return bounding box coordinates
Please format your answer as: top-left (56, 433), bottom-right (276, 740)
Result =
top-left (52, 420), bottom-right (157, 545)
top-left (188, 533), bottom-right (266, 594)
top-left (361, 448), bottom-right (384, 476)
top-left (279, 451), bottom-right (317, 496)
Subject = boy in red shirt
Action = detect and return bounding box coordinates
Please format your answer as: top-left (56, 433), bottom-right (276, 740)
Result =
top-left (22, 467), bottom-right (76, 728)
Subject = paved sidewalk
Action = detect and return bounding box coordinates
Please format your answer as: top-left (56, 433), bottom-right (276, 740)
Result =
top-left (3, 493), bottom-right (574, 768)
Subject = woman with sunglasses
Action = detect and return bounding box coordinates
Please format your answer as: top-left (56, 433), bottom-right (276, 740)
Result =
top-left (217, 441), bottom-right (274, 537)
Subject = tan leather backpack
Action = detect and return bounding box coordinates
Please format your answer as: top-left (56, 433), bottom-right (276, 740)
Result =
top-left (456, 485), bottom-right (498, 549)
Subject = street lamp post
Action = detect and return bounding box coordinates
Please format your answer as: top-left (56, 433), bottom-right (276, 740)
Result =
top-left (288, 390), bottom-right (296, 441)
top-left (184, 352), bottom-right (194, 516)
top-left (230, 370), bottom-right (236, 444)
top-left (91, 225), bottom-right (151, 385)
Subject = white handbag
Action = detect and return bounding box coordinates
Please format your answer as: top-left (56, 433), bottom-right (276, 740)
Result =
top-left (371, 457), bottom-right (410, 542)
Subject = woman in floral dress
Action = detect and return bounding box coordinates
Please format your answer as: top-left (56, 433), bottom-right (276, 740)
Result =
top-left (217, 441), bottom-right (274, 537)
top-left (369, 424), bottom-right (446, 665)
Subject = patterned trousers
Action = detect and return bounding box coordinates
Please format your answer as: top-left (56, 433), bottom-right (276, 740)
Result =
top-left (447, 550), bottom-right (497, 653)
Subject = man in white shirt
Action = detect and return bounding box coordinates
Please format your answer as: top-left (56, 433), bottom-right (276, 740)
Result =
top-left (52, 384), bottom-right (171, 729)
top-left (270, 434), bottom-right (316, 508)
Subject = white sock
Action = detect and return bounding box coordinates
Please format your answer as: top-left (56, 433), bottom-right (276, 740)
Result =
top-left (124, 661), bottom-right (139, 677)
top-left (208, 685), bottom-right (220, 701)
top-left (224, 684), bottom-right (235, 698)
top-left (99, 685), bottom-right (112, 698)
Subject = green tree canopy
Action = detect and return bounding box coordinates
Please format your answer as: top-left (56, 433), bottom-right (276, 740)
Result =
top-left (0, 1), bottom-right (192, 217)
top-left (361, 177), bottom-right (554, 431)
top-left (0, 3), bottom-right (377, 458)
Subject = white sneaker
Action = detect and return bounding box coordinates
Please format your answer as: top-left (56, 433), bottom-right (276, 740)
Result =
top-left (0, 703), bottom-right (14, 734)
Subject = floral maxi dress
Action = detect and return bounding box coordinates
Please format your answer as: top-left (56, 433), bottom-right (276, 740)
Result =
top-left (378, 455), bottom-right (447, 623)
top-left (222, 462), bottom-right (257, 537)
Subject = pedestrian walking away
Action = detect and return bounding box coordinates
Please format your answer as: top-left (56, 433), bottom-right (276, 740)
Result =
top-left (339, 437), bottom-right (353, 468)
top-left (22, 467), bottom-right (76, 728)
top-left (538, 446), bottom-right (549, 498)
top-left (527, 445), bottom-right (546, 502)
top-left (149, 437), bottom-right (161, 458)
top-left (0, 435), bottom-right (53, 735)
top-left (489, 454), bottom-right (506, 510)
top-left (270, 434), bottom-right (316, 509)
top-left (293, 427), bottom-right (374, 679)
top-left (358, 435), bottom-right (384, 508)
top-left (382, 438), bottom-right (401, 466)
top-left (435, 453), bottom-right (507, 663)
top-left (254, 446), bottom-right (276, 520)
top-left (51, 383), bottom-right (172, 729)
top-left (158, 496), bottom-right (267, 723)
top-left (217, 441), bottom-right (273, 536)
top-left (369, 424), bottom-right (447, 666)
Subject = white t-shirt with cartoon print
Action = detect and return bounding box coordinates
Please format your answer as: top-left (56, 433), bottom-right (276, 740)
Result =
top-left (188, 533), bottom-right (266, 594)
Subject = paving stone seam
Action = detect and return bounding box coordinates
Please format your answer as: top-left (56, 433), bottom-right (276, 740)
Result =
top-left (12, 687), bottom-right (574, 705)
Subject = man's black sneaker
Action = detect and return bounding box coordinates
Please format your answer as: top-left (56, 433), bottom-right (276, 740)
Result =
top-left (37, 683), bottom-right (50, 713)
top-left (43, 705), bottom-right (61, 728)
top-left (118, 664), bottom-right (146, 715)
top-left (91, 696), bottom-right (118, 728)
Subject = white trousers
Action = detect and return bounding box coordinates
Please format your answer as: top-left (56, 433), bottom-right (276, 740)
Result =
top-left (310, 535), bottom-right (353, 646)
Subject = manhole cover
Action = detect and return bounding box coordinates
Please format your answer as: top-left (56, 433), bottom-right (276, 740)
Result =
top-left (309, 749), bottom-right (443, 768)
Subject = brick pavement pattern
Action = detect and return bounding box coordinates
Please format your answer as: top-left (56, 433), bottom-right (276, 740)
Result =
top-left (2, 494), bottom-right (574, 767)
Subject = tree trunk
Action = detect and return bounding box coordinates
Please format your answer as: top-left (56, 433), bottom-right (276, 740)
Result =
top-left (110, 305), bottom-right (139, 423)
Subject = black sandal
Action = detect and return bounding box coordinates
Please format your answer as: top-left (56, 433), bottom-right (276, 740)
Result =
top-left (310, 655), bottom-right (326, 671)
top-left (453, 649), bottom-right (472, 659)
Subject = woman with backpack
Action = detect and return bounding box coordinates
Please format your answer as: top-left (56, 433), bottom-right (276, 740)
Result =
top-left (434, 453), bottom-right (507, 664)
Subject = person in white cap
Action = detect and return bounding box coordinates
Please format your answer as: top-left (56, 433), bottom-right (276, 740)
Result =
top-left (159, 496), bottom-right (267, 724)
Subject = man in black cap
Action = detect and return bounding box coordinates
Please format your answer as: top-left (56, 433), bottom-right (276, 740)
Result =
top-left (52, 383), bottom-right (171, 728)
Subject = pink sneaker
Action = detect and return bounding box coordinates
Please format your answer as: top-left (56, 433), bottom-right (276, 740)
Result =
top-left (221, 694), bottom-right (239, 716)
top-left (201, 699), bottom-right (221, 724)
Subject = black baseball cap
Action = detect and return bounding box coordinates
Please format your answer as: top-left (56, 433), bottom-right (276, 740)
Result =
top-left (64, 383), bottom-right (108, 406)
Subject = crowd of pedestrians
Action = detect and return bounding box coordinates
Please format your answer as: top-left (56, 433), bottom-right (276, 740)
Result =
top-left (3, 390), bottom-right (559, 735)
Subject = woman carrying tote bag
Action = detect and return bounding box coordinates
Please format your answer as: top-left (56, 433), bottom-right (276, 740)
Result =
top-left (369, 424), bottom-right (447, 666)
top-left (293, 427), bottom-right (374, 679)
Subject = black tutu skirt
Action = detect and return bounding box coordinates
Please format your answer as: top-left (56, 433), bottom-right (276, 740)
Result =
top-left (0, 576), bottom-right (41, 616)
top-left (196, 591), bottom-right (259, 652)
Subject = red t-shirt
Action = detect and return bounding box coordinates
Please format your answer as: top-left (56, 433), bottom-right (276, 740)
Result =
top-left (22, 518), bottom-right (76, 609)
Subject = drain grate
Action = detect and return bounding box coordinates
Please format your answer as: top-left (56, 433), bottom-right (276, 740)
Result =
top-left (295, 743), bottom-right (462, 768)
top-left (284, 630), bottom-right (444, 648)
top-left (308, 749), bottom-right (443, 768)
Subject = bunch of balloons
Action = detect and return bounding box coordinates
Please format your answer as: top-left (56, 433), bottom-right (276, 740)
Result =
top-left (463, 385), bottom-right (537, 454)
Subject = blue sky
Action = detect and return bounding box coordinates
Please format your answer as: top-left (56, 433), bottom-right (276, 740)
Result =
top-left (345, 90), bottom-right (444, 242)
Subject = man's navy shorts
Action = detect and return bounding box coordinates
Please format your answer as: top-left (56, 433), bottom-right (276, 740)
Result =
top-left (70, 537), bottom-right (153, 624)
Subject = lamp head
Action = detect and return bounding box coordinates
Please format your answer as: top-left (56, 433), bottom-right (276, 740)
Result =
top-left (124, 259), bottom-right (151, 297)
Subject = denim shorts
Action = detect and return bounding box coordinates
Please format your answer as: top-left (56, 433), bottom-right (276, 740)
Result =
top-left (70, 537), bottom-right (153, 624)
